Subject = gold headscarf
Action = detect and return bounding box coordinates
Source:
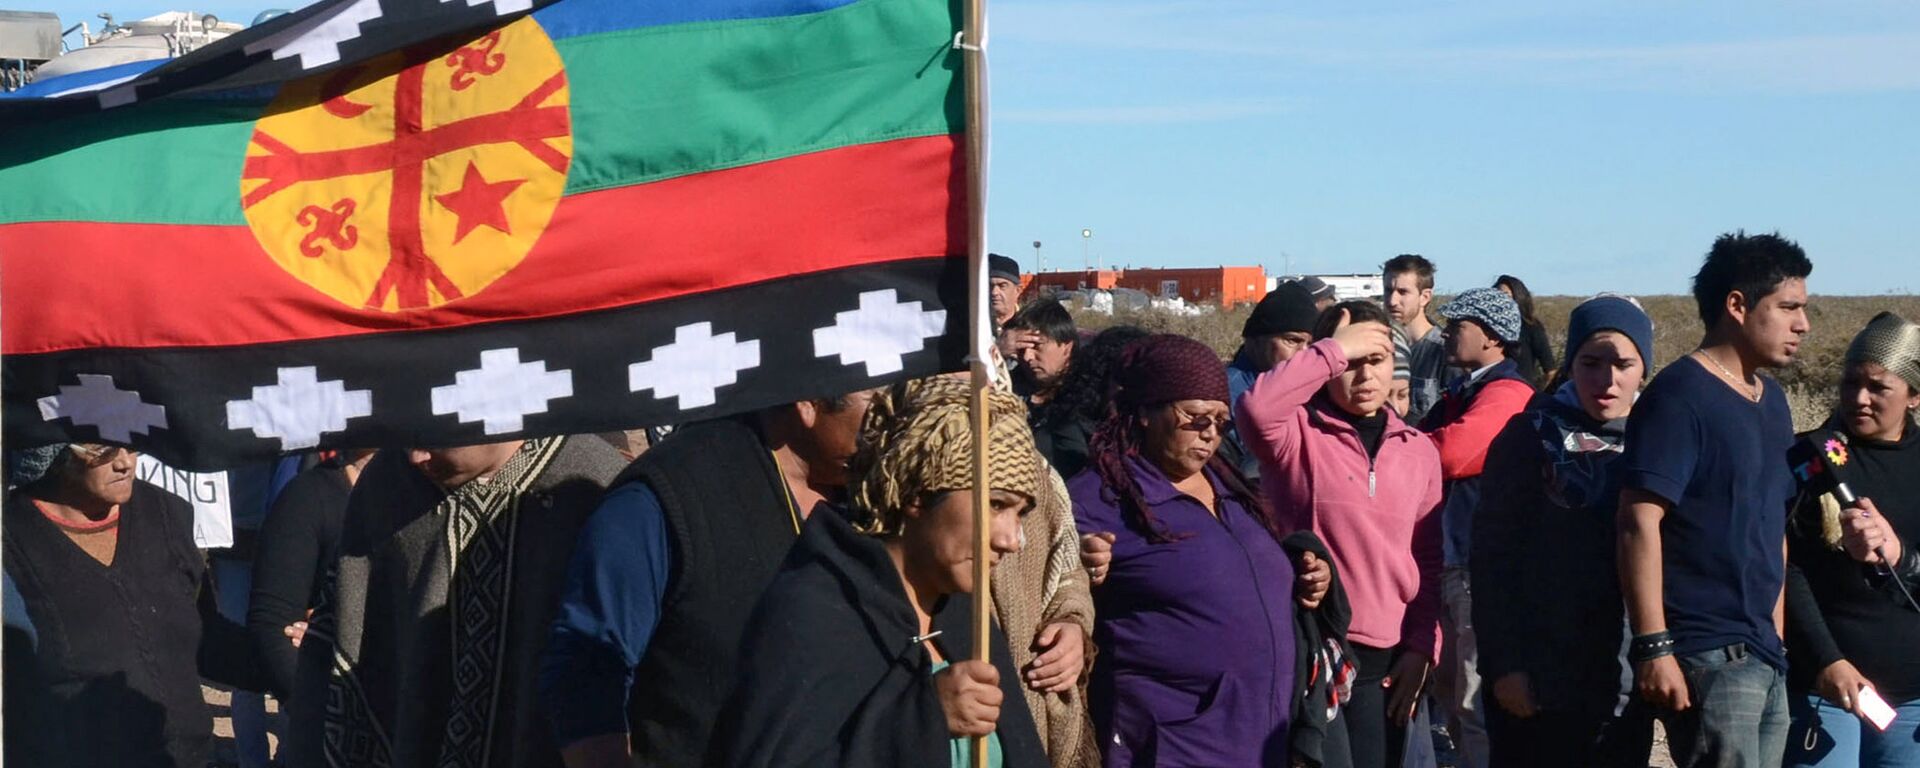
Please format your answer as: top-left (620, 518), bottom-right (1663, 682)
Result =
top-left (847, 375), bottom-right (1039, 535)
top-left (1846, 311), bottom-right (1920, 394)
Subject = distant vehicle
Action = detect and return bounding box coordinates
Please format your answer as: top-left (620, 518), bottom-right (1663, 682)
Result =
top-left (0, 9), bottom-right (246, 93)
top-left (0, 10), bottom-right (60, 90)
top-left (1269, 273), bottom-right (1384, 302)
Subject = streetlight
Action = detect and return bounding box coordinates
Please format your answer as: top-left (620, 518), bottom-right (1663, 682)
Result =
top-left (1081, 228), bottom-right (1093, 272)
top-left (1032, 240), bottom-right (1042, 273)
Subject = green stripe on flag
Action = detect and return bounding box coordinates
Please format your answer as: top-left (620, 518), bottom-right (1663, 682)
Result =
top-left (0, 101), bottom-right (262, 226)
top-left (560, 0), bottom-right (964, 194)
top-left (0, 0), bottom-right (962, 227)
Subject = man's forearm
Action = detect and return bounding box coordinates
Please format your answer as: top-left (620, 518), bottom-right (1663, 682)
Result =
top-left (1618, 499), bottom-right (1668, 636)
top-left (1775, 535), bottom-right (1788, 639)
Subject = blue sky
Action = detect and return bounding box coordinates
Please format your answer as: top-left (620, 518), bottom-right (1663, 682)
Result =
top-left (21, 0), bottom-right (1920, 295)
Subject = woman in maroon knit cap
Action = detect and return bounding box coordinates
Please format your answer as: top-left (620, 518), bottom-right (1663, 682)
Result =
top-left (1070, 334), bottom-right (1331, 767)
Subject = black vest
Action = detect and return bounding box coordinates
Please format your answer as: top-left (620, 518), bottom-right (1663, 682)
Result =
top-left (4, 483), bottom-right (213, 768)
top-left (618, 418), bottom-right (803, 765)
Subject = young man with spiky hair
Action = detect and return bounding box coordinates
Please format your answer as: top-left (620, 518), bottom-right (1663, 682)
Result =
top-left (1617, 232), bottom-right (1812, 767)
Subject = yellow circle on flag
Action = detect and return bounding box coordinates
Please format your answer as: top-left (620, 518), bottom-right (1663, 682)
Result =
top-left (240, 17), bottom-right (571, 312)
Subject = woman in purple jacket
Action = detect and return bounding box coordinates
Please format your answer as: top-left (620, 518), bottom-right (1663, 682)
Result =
top-left (1070, 334), bottom-right (1329, 767)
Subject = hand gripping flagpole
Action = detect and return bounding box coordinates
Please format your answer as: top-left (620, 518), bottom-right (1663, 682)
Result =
top-left (957, 0), bottom-right (992, 763)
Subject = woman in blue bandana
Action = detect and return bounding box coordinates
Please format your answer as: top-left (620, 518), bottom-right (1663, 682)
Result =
top-left (1468, 295), bottom-right (1659, 767)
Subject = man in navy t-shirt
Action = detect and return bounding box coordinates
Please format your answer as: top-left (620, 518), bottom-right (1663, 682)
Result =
top-left (1618, 232), bottom-right (1812, 767)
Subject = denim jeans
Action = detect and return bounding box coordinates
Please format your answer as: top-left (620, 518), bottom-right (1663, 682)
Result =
top-left (1435, 567), bottom-right (1489, 768)
top-left (1786, 692), bottom-right (1920, 767)
top-left (1660, 644), bottom-right (1789, 768)
top-left (214, 557), bottom-right (273, 768)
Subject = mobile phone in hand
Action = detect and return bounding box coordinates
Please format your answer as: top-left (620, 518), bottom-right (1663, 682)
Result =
top-left (1858, 685), bottom-right (1897, 732)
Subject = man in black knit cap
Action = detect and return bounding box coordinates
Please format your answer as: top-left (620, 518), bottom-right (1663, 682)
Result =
top-left (1224, 280), bottom-right (1322, 479)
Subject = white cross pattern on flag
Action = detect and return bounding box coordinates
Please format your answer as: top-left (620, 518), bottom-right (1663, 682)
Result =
top-left (629, 322), bottom-right (761, 410)
top-left (36, 373), bottom-right (169, 443)
top-left (226, 366), bottom-right (374, 450)
top-left (242, 0), bottom-right (385, 70)
top-left (813, 289), bottom-right (949, 377)
top-left (442, 0), bottom-right (533, 16)
top-left (431, 347), bottom-right (573, 434)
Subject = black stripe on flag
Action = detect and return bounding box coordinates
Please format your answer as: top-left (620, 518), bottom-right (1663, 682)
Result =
top-left (0, 0), bottom-right (564, 120)
top-left (5, 257), bottom-right (969, 470)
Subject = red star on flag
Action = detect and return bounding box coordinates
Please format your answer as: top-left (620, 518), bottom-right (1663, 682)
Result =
top-left (436, 161), bottom-right (527, 244)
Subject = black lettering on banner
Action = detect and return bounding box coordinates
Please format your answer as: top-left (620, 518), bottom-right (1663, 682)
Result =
top-left (194, 476), bottom-right (220, 503)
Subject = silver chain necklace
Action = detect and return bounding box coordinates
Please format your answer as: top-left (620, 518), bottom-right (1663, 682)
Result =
top-left (1695, 348), bottom-right (1760, 402)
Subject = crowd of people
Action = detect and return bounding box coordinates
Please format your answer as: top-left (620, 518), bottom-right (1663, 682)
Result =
top-left (5, 230), bottom-right (1919, 768)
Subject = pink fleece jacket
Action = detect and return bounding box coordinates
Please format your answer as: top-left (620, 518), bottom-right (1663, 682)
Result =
top-left (1233, 339), bottom-right (1447, 661)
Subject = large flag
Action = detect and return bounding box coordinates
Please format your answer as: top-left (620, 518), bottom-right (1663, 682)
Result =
top-left (1, 0), bottom-right (971, 469)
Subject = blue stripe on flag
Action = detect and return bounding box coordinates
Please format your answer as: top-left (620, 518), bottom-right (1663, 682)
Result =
top-left (1, 59), bottom-right (169, 100)
top-left (532, 0), bottom-right (860, 41)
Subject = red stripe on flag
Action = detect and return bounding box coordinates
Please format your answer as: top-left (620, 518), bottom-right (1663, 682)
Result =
top-left (2, 135), bottom-right (964, 355)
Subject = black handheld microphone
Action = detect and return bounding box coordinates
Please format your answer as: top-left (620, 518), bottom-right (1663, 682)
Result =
top-left (1793, 431), bottom-right (1920, 613)
top-left (1788, 430), bottom-right (1859, 507)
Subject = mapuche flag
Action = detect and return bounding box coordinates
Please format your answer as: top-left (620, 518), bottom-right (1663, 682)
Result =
top-left (1, 0), bottom-right (971, 469)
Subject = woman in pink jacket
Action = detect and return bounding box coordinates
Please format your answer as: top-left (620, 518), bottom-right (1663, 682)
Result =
top-left (1234, 299), bottom-right (1447, 768)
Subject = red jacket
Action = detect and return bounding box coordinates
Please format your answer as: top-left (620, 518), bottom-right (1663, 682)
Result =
top-left (1421, 361), bottom-right (1535, 480)
top-left (1418, 358), bottom-right (1536, 567)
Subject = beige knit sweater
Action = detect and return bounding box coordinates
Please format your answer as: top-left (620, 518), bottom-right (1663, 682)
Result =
top-left (993, 464), bottom-right (1101, 768)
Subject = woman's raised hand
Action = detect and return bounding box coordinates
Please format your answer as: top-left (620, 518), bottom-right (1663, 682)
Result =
top-left (1330, 309), bottom-right (1393, 363)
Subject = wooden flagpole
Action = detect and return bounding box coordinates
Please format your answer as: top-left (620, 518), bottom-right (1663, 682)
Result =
top-left (959, 0), bottom-right (992, 762)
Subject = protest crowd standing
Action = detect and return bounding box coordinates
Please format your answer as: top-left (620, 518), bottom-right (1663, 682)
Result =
top-left (13, 232), bottom-right (1920, 768)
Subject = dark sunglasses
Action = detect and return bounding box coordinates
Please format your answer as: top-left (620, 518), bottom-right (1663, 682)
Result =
top-left (70, 444), bottom-right (135, 466)
top-left (1174, 411), bottom-right (1232, 434)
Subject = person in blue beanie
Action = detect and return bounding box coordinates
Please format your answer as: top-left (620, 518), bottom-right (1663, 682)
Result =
top-left (1471, 295), bottom-right (1659, 767)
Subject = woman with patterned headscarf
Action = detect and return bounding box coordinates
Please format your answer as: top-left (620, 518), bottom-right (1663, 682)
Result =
top-left (712, 376), bottom-right (1048, 768)
top-left (1783, 311), bottom-right (1920, 767)
top-left (1070, 333), bottom-right (1335, 767)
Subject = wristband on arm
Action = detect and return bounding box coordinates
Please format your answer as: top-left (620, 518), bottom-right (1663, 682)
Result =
top-left (1628, 631), bottom-right (1675, 664)
top-left (1893, 543), bottom-right (1920, 583)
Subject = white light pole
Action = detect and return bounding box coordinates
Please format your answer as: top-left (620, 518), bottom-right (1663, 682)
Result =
top-left (1081, 228), bottom-right (1093, 273)
top-left (1032, 240), bottom-right (1043, 273)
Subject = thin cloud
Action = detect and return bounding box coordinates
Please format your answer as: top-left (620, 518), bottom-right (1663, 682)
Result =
top-left (1338, 34), bottom-right (1920, 93)
top-left (995, 2), bottom-right (1920, 93)
top-left (998, 100), bottom-right (1287, 124)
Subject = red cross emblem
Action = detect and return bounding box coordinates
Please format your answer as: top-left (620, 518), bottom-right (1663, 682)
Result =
top-left (240, 17), bottom-right (572, 312)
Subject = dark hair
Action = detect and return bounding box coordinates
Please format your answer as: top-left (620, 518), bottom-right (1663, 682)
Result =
top-left (1004, 297), bottom-right (1078, 344)
top-left (815, 393), bottom-right (855, 412)
top-left (1032, 325), bottom-right (1150, 429)
top-left (1312, 299), bottom-right (1393, 341)
top-left (1691, 231), bottom-right (1813, 328)
top-left (1087, 396), bottom-right (1272, 546)
top-left (1382, 254), bottom-right (1436, 292)
top-left (1494, 275), bottom-right (1541, 328)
